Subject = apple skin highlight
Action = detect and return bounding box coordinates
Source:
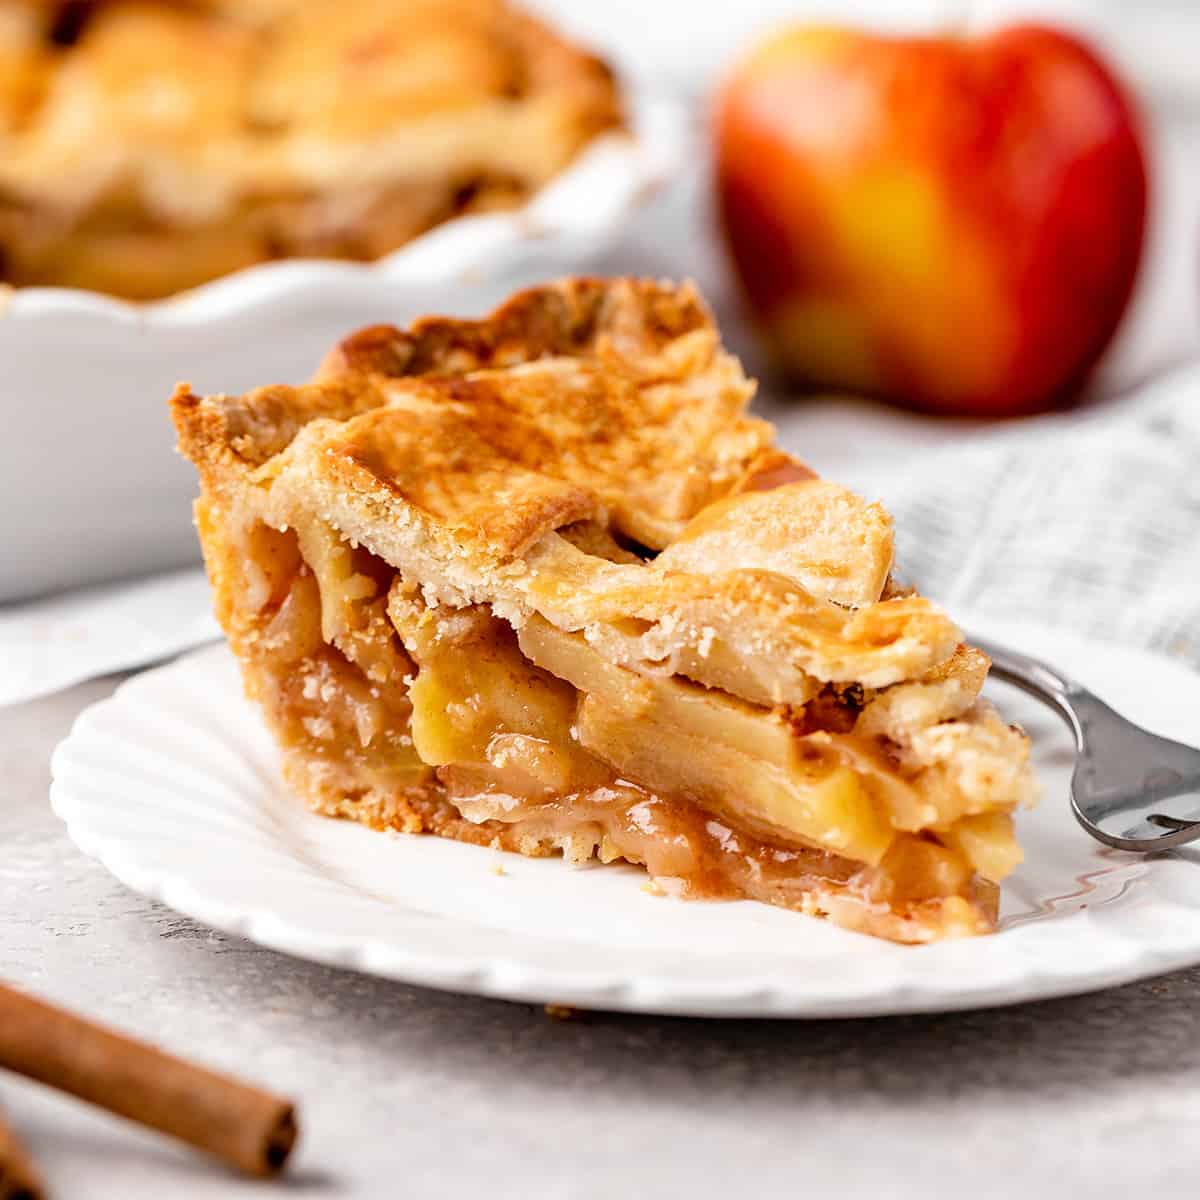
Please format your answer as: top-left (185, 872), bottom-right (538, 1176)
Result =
top-left (715, 25), bottom-right (1148, 417)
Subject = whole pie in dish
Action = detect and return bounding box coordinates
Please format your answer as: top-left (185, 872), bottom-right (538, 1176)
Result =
top-left (172, 277), bottom-right (1037, 943)
top-left (0, 0), bottom-right (621, 298)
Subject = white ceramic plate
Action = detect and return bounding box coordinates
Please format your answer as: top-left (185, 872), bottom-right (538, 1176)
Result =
top-left (0, 100), bottom-right (681, 604)
top-left (51, 616), bottom-right (1200, 1018)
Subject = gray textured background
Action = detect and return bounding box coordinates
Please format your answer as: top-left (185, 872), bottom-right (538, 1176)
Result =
top-left (5, 678), bottom-right (1200, 1199)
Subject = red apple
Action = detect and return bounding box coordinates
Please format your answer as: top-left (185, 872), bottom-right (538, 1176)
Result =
top-left (715, 24), bottom-right (1148, 416)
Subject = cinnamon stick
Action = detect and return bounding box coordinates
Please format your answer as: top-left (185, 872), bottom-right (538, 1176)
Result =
top-left (0, 1112), bottom-right (45, 1200)
top-left (0, 983), bottom-right (296, 1178)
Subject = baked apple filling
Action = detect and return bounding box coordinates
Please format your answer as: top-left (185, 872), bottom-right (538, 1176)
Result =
top-left (384, 579), bottom-right (1017, 937)
top-left (173, 277), bottom-right (1037, 942)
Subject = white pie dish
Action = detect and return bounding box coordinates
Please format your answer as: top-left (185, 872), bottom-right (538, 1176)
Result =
top-left (50, 615), bottom-right (1200, 1018)
top-left (0, 99), bottom-right (681, 604)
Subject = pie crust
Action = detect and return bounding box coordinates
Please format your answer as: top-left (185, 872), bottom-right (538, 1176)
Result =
top-left (0, 0), bottom-right (621, 297)
top-left (172, 277), bottom-right (1037, 943)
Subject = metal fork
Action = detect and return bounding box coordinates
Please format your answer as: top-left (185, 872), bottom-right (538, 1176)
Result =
top-left (973, 636), bottom-right (1200, 852)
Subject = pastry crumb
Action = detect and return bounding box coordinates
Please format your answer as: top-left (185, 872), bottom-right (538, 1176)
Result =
top-left (544, 1003), bottom-right (582, 1021)
top-left (490, 861), bottom-right (506, 877)
top-left (641, 878), bottom-right (665, 897)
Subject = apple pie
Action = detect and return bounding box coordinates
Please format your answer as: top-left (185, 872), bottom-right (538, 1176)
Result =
top-left (172, 277), bottom-right (1037, 943)
top-left (0, 0), bottom-right (621, 297)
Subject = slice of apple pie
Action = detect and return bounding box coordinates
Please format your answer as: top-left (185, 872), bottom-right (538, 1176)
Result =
top-left (172, 277), bottom-right (1036, 942)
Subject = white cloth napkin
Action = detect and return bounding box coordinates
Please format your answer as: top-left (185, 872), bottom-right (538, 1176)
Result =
top-left (0, 568), bottom-right (217, 706)
top-left (873, 362), bottom-right (1200, 672)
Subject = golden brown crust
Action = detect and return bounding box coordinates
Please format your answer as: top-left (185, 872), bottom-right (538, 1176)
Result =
top-left (175, 277), bottom-right (720, 474)
top-left (0, 0), bottom-right (622, 296)
top-left (313, 277), bottom-right (715, 383)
